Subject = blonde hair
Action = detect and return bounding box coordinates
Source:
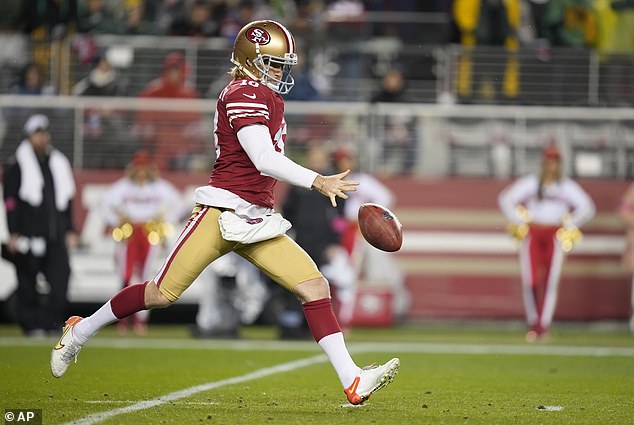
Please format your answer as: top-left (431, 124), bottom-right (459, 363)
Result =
top-left (230, 66), bottom-right (248, 79)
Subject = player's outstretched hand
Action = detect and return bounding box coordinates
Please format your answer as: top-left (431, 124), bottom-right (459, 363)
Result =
top-left (312, 170), bottom-right (359, 207)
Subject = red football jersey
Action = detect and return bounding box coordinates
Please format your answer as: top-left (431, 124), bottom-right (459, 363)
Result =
top-left (208, 78), bottom-right (287, 208)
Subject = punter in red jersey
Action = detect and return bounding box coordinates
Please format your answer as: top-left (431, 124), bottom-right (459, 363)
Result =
top-left (51, 20), bottom-right (399, 405)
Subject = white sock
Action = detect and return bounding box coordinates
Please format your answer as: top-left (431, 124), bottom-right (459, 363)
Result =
top-left (318, 332), bottom-right (361, 388)
top-left (73, 301), bottom-right (118, 345)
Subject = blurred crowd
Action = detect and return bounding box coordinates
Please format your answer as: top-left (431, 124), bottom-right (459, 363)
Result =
top-left (0, 0), bottom-right (631, 95)
top-left (0, 0), bottom-right (632, 171)
top-left (0, 1), bottom-right (451, 39)
top-left (0, 1), bottom-right (629, 50)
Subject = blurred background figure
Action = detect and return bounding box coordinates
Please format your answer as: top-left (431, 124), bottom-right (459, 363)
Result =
top-left (143, 0), bottom-right (190, 35)
top-left (72, 52), bottom-right (127, 97)
top-left (72, 52), bottom-right (133, 168)
top-left (618, 181), bottom-right (634, 333)
top-left (169, 0), bottom-right (219, 37)
top-left (498, 144), bottom-right (595, 342)
top-left (2, 63), bottom-right (58, 160)
top-left (279, 144), bottom-right (350, 337)
top-left (76, 0), bottom-right (120, 34)
top-left (283, 47), bottom-right (329, 102)
top-left (101, 150), bottom-right (183, 335)
top-left (134, 51), bottom-right (205, 170)
top-left (121, 0), bottom-right (163, 35)
top-left (370, 68), bottom-right (418, 175)
top-left (453, 0), bottom-right (520, 102)
top-left (332, 147), bottom-right (411, 324)
top-left (10, 63), bottom-right (56, 96)
top-left (193, 252), bottom-right (268, 339)
top-left (2, 114), bottom-right (77, 337)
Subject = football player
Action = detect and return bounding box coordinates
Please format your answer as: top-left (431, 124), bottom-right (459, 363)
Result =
top-left (51, 20), bottom-right (399, 405)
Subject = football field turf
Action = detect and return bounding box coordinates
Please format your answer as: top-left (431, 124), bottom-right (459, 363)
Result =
top-left (1, 323), bottom-right (633, 424)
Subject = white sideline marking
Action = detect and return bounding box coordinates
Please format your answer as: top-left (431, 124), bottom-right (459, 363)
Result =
top-left (348, 342), bottom-right (634, 357)
top-left (2, 337), bottom-right (633, 357)
top-left (64, 354), bottom-right (327, 425)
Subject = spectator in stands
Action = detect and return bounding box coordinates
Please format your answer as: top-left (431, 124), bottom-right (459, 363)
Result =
top-left (220, 0), bottom-right (263, 41)
top-left (72, 53), bottom-right (134, 168)
top-left (122, 0), bottom-right (164, 35)
top-left (370, 68), bottom-right (417, 175)
top-left (219, 0), bottom-right (252, 40)
top-left (10, 63), bottom-right (56, 96)
top-left (169, 0), bottom-right (220, 37)
top-left (1, 64), bottom-right (57, 162)
top-left (453, 0), bottom-right (520, 101)
top-left (618, 182), bottom-right (634, 332)
top-left (0, 0), bottom-right (29, 91)
top-left (102, 150), bottom-right (183, 335)
top-left (143, 0), bottom-right (190, 34)
top-left (288, 0), bottom-right (325, 45)
top-left (324, 0), bottom-right (366, 101)
top-left (284, 47), bottom-right (329, 101)
top-left (498, 144), bottom-right (595, 342)
top-left (0, 0), bottom-right (23, 31)
top-left (2, 114), bottom-right (77, 337)
top-left (18, 0), bottom-right (78, 97)
top-left (596, 0), bottom-right (634, 105)
top-left (540, 0), bottom-right (597, 48)
top-left (77, 0), bottom-right (121, 34)
top-left (72, 53), bottom-right (127, 97)
top-left (135, 51), bottom-right (204, 170)
top-left (19, 0), bottom-right (78, 40)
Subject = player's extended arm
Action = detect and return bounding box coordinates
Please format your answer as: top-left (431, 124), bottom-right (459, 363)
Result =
top-left (237, 124), bottom-right (358, 207)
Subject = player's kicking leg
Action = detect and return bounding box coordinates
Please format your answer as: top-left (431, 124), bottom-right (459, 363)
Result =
top-left (298, 279), bottom-right (399, 405)
top-left (51, 281), bottom-right (169, 377)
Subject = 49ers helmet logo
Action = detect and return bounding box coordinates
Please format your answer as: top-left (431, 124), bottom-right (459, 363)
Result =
top-left (246, 27), bottom-right (271, 45)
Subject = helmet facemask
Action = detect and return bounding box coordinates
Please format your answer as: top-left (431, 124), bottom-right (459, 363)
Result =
top-left (252, 47), bottom-right (297, 95)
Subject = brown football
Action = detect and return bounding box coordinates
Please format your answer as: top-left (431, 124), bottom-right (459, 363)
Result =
top-left (357, 203), bottom-right (403, 252)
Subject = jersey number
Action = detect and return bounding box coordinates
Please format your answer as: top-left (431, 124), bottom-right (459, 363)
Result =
top-left (240, 80), bottom-right (260, 88)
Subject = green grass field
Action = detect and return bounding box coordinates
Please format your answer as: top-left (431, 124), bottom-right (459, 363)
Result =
top-left (1, 323), bottom-right (633, 424)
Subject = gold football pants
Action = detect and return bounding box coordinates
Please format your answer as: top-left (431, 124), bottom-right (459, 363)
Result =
top-left (154, 205), bottom-right (323, 302)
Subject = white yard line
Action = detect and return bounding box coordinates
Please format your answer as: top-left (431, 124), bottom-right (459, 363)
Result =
top-left (63, 354), bottom-right (328, 425)
top-left (84, 400), bottom-right (220, 405)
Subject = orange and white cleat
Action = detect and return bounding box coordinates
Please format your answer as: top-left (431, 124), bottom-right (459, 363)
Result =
top-left (50, 316), bottom-right (84, 378)
top-left (344, 358), bottom-right (400, 405)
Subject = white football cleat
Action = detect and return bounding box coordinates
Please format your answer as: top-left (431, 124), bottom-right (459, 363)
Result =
top-left (344, 357), bottom-right (400, 405)
top-left (50, 316), bottom-right (84, 378)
